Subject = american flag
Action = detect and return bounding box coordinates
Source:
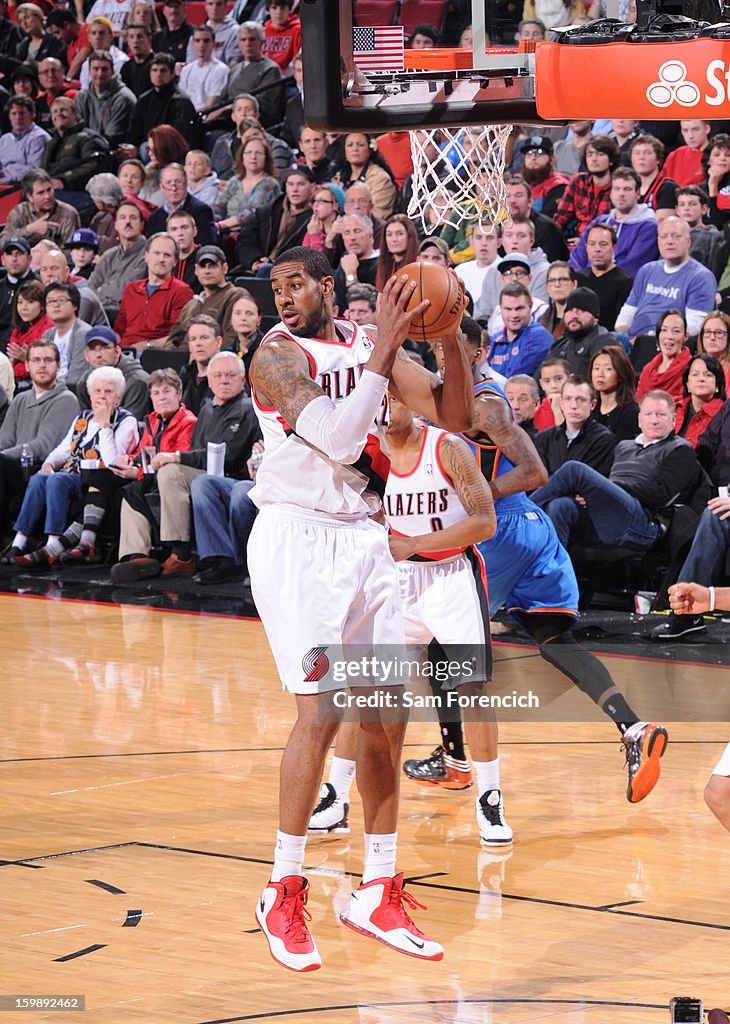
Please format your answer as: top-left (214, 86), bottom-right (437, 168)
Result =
top-left (353, 25), bottom-right (405, 72)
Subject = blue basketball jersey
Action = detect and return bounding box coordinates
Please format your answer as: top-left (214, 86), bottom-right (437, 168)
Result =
top-left (463, 377), bottom-right (579, 618)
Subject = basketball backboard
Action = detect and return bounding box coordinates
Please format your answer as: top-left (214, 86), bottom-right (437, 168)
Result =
top-left (301, 0), bottom-right (542, 131)
top-left (301, 0), bottom-right (728, 130)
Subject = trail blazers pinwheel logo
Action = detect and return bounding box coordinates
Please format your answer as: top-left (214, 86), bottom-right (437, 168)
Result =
top-left (303, 646), bottom-right (330, 682)
top-left (646, 60), bottom-right (701, 107)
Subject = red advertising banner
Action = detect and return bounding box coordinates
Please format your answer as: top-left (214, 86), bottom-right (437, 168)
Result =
top-left (535, 38), bottom-right (730, 120)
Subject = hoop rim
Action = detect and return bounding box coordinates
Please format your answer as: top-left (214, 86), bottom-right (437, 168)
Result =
top-left (403, 43), bottom-right (533, 71)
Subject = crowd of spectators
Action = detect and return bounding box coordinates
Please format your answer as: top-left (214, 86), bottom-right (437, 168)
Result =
top-left (0, 0), bottom-right (727, 641)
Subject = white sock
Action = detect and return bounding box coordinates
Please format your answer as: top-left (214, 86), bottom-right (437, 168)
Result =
top-left (271, 830), bottom-right (307, 883)
top-left (474, 758), bottom-right (500, 797)
top-left (362, 832), bottom-right (397, 884)
top-left (12, 531), bottom-right (27, 551)
top-left (329, 756), bottom-right (356, 803)
top-left (44, 535), bottom-right (64, 557)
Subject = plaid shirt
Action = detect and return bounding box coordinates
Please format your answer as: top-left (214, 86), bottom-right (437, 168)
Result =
top-left (0, 199), bottom-right (80, 248)
top-left (553, 173), bottom-right (612, 236)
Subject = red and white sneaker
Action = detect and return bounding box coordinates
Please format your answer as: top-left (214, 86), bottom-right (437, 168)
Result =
top-left (339, 873), bottom-right (443, 960)
top-left (255, 875), bottom-right (321, 972)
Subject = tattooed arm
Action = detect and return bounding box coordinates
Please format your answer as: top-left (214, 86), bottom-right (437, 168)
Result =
top-left (250, 336), bottom-right (327, 428)
top-left (389, 325), bottom-right (473, 433)
top-left (474, 393), bottom-right (548, 498)
top-left (250, 334), bottom-right (389, 464)
top-left (388, 433), bottom-right (496, 561)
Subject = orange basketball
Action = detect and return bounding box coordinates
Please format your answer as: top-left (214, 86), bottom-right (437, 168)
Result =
top-left (398, 261), bottom-right (465, 343)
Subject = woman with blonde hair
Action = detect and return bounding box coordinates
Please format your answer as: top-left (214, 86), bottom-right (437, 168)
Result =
top-left (127, 0), bottom-right (160, 32)
top-left (303, 184), bottom-right (344, 254)
top-left (16, 3), bottom-right (66, 64)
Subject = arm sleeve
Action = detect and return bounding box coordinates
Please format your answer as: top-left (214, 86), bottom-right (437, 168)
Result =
top-left (294, 368), bottom-right (389, 464)
top-left (686, 306), bottom-right (711, 336)
top-left (616, 303), bottom-right (637, 331)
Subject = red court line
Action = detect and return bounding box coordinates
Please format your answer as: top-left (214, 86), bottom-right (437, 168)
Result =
top-left (0, 589), bottom-right (259, 623)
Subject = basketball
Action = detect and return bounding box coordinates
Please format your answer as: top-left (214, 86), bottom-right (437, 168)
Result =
top-left (398, 261), bottom-right (465, 343)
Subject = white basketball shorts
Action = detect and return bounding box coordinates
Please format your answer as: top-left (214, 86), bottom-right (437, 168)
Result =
top-left (396, 550), bottom-right (489, 647)
top-left (248, 505), bottom-right (404, 694)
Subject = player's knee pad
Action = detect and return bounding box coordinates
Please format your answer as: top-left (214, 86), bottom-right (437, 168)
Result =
top-left (532, 619), bottom-right (614, 701)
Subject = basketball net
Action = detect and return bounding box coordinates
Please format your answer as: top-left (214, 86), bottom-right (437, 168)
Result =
top-left (408, 125), bottom-right (512, 232)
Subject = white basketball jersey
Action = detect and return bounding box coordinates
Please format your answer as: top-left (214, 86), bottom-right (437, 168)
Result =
top-left (249, 318), bottom-right (389, 518)
top-left (384, 425), bottom-right (469, 562)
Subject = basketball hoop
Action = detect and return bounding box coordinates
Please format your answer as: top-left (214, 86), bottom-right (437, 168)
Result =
top-left (408, 125), bottom-right (512, 233)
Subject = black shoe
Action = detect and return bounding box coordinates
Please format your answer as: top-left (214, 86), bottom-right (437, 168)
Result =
top-left (110, 556), bottom-right (161, 582)
top-left (0, 545), bottom-right (23, 565)
top-left (193, 558), bottom-right (244, 585)
top-left (650, 614), bottom-right (706, 641)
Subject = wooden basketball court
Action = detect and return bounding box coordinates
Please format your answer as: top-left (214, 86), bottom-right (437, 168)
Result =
top-left (2, 592), bottom-right (729, 1022)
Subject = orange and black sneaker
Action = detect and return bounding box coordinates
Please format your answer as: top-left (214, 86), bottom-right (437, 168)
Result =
top-left (623, 722), bottom-right (669, 803)
top-left (402, 746), bottom-right (473, 790)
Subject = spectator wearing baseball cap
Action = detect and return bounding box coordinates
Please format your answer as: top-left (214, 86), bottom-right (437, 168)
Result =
top-left (65, 228), bottom-right (99, 280)
top-left (418, 235), bottom-right (452, 269)
top-left (74, 325), bottom-right (150, 420)
top-left (487, 252), bottom-right (549, 336)
top-left (152, 0), bottom-right (194, 66)
top-left (519, 135), bottom-right (570, 219)
top-left (0, 236), bottom-right (36, 348)
top-left (549, 287), bottom-right (620, 375)
top-left (168, 245), bottom-right (250, 349)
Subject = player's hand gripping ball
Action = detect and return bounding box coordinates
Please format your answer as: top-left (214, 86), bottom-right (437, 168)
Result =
top-left (398, 261), bottom-right (466, 342)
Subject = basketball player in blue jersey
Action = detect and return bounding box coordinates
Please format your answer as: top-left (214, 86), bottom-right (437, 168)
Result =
top-left (404, 316), bottom-right (669, 807)
top-left (247, 247), bottom-right (472, 971)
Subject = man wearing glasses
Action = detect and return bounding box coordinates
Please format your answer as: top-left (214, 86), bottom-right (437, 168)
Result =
top-left (475, 216), bottom-right (549, 324)
top-left (486, 253), bottom-right (548, 337)
top-left (41, 282), bottom-right (91, 386)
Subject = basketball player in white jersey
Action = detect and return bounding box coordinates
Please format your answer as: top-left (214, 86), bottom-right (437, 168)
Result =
top-left (247, 246), bottom-right (471, 972)
top-left (384, 391), bottom-right (513, 846)
top-left (670, 581), bottom-right (730, 832)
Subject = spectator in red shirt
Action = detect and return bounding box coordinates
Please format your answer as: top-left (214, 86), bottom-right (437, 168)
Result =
top-left (375, 132), bottom-right (413, 191)
top-left (553, 135), bottom-right (621, 244)
top-left (114, 232), bottom-right (194, 352)
top-left (45, 10), bottom-right (90, 81)
top-left (629, 134), bottom-right (678, 222)
top-left (262, 0), bottom-right (300, 73)
top-left (663, 120), bottom-right (711, 188)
